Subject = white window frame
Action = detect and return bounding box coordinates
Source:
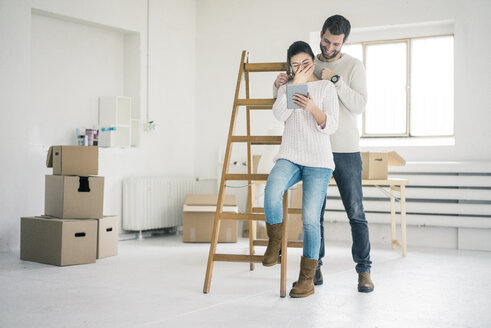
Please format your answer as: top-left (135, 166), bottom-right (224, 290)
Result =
top-left (348, 34), bottom-right (454, 138)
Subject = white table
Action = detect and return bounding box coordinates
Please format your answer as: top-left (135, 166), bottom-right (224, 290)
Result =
top-left (251, 177), bottom-right (410, 256)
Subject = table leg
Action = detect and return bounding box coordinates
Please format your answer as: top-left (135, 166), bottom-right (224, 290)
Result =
top-left (390, 186), bottom-right (397, 249)
top-left (400, 185), bottom-right (407, 257)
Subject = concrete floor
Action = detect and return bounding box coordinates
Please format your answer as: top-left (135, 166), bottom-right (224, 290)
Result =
top-left (1, 234), bottom-right (490, 328)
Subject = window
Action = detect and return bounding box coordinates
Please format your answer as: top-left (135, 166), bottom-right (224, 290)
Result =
top-left (343, 35), bottom-right (454, 137)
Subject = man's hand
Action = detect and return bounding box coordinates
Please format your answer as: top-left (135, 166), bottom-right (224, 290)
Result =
top-left (274, 73), bottom-right (291, 88)
top-left (321, 67), bottom-right (336, 81)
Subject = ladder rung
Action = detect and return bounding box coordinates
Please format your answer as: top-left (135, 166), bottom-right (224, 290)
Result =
top-left (236, 99), bottom-right (275, 106)
top-left (252, 207), bottom-right (302, 214)
top-left (225, 174), bottom-right (268, 181)
top-left (219, 213), bottom-right (265, 221)
top-left (244, 62), bottom-right (287, 72)
top-left (231, 136), bottom-right (282, 145)
top-left (252, 207), bottom-right (263, 213)
top-left (288, 208), bottom-right (302, 214)
top-left (213, 254), bottom-right (264, 263)
top-left (246, 105), bottom-right (273, 110)
top-left (253, 240), bottom-right (303, 248)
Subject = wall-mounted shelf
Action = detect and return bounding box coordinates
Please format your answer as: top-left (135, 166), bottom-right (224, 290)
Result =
top-left (98, 96), bottom-right (138, 148)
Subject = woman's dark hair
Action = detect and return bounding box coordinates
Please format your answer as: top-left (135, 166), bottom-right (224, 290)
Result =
top-left (287, 41), bottom-right (315, 75)
top-left (321, 14), bottom-right (351, 42)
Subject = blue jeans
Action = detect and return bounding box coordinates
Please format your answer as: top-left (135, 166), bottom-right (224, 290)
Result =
top-left (264, 159), bottom-right (333, 260)
top-left (318, 152), bottom-right (372, 273)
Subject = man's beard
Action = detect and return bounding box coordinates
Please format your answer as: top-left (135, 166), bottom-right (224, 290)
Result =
top-left (320, 42), bottom-right (340, 60)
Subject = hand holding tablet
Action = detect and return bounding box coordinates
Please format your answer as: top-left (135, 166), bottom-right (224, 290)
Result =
top-left (286, 83), bottom-right (308, 109)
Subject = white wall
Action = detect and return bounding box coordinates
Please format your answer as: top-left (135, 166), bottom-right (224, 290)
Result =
top-left (0, 0), bottom-right (196, 252)
top-left (1, 0), bottom-right (490, 252)
top-left (194, 0), bottom-right (491, 198)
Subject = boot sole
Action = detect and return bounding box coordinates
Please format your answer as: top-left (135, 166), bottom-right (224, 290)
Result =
top-left (289, 289), bottom-right (315, 298)
top-left (292, 280), bottom-right (323, 287)
top-left (262, 260), bottom-right (279, 267)
top-left (357, 286), bottom-right (374, 293)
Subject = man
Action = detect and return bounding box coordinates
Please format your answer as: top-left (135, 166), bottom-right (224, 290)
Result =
top-left (274, 14), bottom-right (374, 293)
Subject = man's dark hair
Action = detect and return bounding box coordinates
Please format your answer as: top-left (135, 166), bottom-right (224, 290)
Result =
top-left (321, 15), bottom-right (351, 41)
top-left (286, 41), bottom-right (315, 74)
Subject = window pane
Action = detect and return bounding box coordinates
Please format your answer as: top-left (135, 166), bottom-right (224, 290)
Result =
top-left (343, 44), bottom-right (363, 62)
top-left (411, 36), bottom-right (454, 136)
top-left (365, 42), bottom-right (407, 135)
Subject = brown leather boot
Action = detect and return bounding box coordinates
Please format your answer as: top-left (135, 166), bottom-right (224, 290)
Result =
top-left (292, 267), bottom-right (323, 287)
top-left (289, 256), bottom-right (318, 298)
top-left (262, 223), bottom-right (283, 266)
top-left (358, 272), bottom-right (374, 293)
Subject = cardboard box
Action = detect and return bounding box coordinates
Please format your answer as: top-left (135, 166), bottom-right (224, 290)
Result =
top-left (20, 216), bottom-right (97, 266)
top-left (182, 194), bottom-right (238, 243)
top-left (45, 175), bottom-right (104, 219)
top-left (361, 151), bottom-right (406, 180)
top-left (46, 146), bottom-right (98, 176)
top-left (95, 216), bottom-right (119, 259)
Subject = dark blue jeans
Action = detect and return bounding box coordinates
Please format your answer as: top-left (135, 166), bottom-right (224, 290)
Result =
top-left (318, 152), bottom-right (372, 273)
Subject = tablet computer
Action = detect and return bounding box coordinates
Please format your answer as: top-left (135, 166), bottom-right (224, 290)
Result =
top-left (286, 83), bottom-right (308, 109)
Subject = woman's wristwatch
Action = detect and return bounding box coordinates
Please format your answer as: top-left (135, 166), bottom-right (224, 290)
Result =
top-left (330, 75), bottom-right (340, 84)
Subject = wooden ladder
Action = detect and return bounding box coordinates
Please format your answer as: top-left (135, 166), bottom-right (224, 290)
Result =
top-left (202, 50), bottom-right (293, 297)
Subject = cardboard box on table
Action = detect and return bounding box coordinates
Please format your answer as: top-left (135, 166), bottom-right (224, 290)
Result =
top-left (46, 145), bottom-right (98, 176)
top-left (45, 175), bottom-right (104, 219)
top-left (95, 216), bottom-right (119, 259)
top-left (361, 151), bottom-right (406, 180)
top-left (20, 216), bottom-right (97, 266)
top-left (182, 195), bottom-right (238, 243)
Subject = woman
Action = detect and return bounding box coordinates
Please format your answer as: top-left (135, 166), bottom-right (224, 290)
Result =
top-left (263, 41), bottom-right (339, 298)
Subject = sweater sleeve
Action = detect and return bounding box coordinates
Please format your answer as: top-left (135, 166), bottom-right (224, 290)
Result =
top-left (317, 83), bottom-right (339, 135)
top-left (334, 60), bottom-right (367, 115)
top-left (272, 84), bottom-right (294, 122)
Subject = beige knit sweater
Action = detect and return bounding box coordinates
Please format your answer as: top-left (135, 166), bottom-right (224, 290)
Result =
top-left (313, 53), bottom-right (367, 152)
top-left (273, 53), bottom-right (367, 153)
top-left (272, 80), bottom-right (339, 169)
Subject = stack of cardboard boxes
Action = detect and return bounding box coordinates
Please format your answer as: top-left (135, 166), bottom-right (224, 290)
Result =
top-left (20, 146), bottom-right (119, 266)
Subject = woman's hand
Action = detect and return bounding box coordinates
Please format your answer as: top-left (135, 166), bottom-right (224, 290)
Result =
top-left (293, 92), bottom-right (315, 112)
top-left (293, 93), bottom-right (327, 125)
top-left (292, 62), bottom-right (314, 84)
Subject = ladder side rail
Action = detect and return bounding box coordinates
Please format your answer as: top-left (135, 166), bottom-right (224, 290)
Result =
top-left (203, 50), bottom-right (248, 294)
top-left (280, 190), bottom-right (289, 297)
top-left (244, 64), bottom-right (256, 271)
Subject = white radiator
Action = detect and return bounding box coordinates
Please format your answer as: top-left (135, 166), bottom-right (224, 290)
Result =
top-left (122, 176), bottom-right (196, 231)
